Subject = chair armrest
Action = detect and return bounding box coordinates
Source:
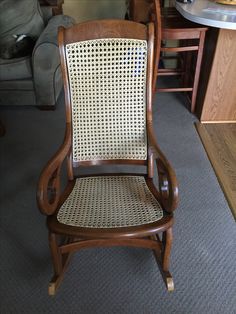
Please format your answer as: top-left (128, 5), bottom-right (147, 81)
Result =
top-left (37, 126), bottom-right (72, 215)
top-left (147, 126), bottom-right (179, 213)
top-left (32, 15), bottom-right (75, 107)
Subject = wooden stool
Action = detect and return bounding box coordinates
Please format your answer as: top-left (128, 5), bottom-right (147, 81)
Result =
top-left (129, 0), bottom-right (208, 113)
top-left (156, 7), bottom-right (208, 113)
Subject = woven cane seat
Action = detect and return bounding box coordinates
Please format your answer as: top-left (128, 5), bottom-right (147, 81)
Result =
top-left (57, 176), bottom-right (163, 228)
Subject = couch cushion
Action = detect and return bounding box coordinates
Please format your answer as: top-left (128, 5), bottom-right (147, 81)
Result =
top-left (0, 56), bottom-right (32, 80)
top-left (0, 89), bottom-right (36, 106)
top-left (0, 79), bottom-right (34, 91)
top-left (0, 0), bottom-right (44, 46)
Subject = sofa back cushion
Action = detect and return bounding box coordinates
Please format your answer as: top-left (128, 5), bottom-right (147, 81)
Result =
top-left (0, 0), bottom-right (44, 48)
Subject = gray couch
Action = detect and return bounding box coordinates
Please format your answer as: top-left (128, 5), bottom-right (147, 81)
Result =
top-left (0, 0), bottom-right (75, 108)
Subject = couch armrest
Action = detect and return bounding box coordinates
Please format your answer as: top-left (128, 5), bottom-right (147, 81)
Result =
top-left (32, 15), bottom-right (75, 107)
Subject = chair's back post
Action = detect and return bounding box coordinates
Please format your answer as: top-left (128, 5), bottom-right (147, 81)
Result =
top-left (147, 22), bottom-right (155, 178)
top-left (58, 26), bottom-right (72, 124)
top-left (147, 22), bottom-right (155, 116)
top-left (58, 26), bottom-right (74, 180)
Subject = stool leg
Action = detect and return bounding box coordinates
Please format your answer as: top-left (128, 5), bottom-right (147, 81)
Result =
top-left (190, 31), bottom-right (206, 113)
top-left (182, 41), bottom-right (192, 88)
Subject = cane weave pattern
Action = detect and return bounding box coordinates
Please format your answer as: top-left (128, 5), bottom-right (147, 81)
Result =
top-left (65, 38), bottom-right (148, 162)
top-left (57, 176), bottom-right (163, 228)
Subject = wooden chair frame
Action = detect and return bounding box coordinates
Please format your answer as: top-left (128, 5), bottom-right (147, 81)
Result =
top-left (37, 19), bottom-right (178, 295)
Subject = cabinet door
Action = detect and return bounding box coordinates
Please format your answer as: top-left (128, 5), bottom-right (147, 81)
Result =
top-left (201, 29), bottom-right (236, 122)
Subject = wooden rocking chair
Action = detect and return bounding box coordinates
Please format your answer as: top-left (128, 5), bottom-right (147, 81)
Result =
top-left (37, 19), bottom-right (178, 295)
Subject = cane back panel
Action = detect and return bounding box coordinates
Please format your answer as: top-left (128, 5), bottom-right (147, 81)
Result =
top-left (65, 38), bottom-right (148, 162)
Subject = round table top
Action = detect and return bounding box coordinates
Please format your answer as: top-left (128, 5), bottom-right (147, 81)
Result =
top-left (175, 0), bottom-right (236, 30)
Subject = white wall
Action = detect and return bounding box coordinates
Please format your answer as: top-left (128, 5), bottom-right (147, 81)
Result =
top-left (63, 0), bottom-right (127, 23)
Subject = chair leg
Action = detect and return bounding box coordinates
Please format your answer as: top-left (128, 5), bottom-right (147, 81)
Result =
top-left (48, 232), bottom-right (73, 295)
top-left (190, 31), bottom-right (206, 113)
top-left (152, 228), bottom-right (174, 292)
top-left (182, 50), bottom-right (192, 88)
top-left (162, 228), bottom-right (173, 271)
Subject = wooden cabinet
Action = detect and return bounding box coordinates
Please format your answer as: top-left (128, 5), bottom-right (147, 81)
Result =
top-left (199, 29), bottom-right (236, 123)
